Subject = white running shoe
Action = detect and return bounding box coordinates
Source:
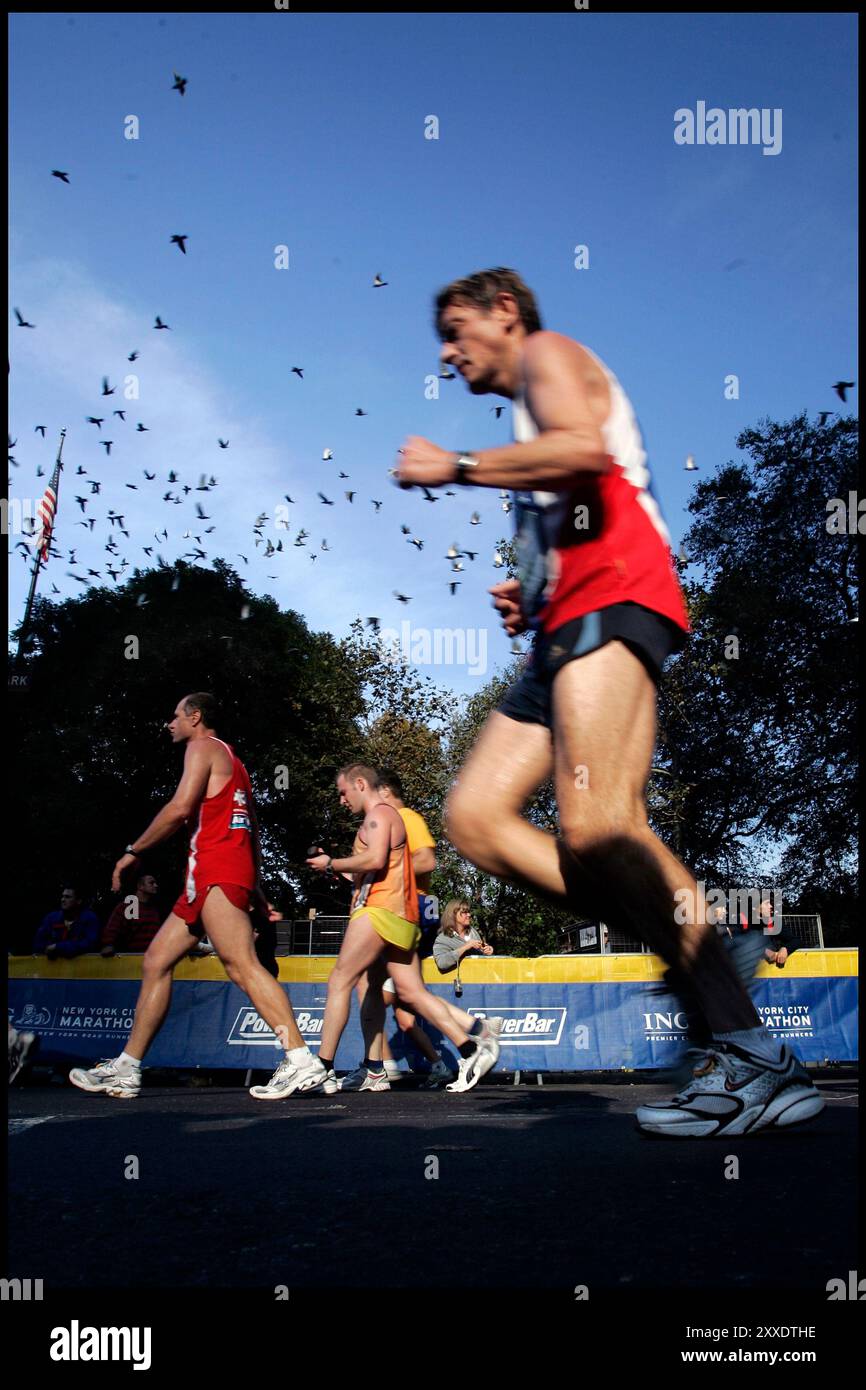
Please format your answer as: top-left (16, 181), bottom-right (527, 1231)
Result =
top-left (69, 1057), bottom-right (141, 1099)
top-left (338, 1065), bottom-right (391, 1092)
top-left (249, 1053), bottom-right (331, 1100)
top-left (446, 1036), bottom-right (500, 1093)
top-left (307, 1067), bottom-right (339, 1095)
top-left (481, 1016), bottom-right (503, 1040)
top-left (636, 1043), bottom-right (825, 1137)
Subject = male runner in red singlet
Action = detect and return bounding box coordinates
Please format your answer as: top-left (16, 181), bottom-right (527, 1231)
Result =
top-left (394, 267), bottom-right (823, 1138)
top-left (69, 693), bottom-right (325, 1100)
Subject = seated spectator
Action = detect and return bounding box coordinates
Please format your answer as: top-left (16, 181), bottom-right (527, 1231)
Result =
top-left (100, 873), bottom-right (163, 955)
top-left (33, 885), bottom-right (101, 959)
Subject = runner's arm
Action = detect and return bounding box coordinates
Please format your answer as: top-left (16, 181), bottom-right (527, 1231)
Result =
top-left (454, 334), bottom-right (610, 489)
top-left (330, 810), bottom-right (392, 875)
top-left (412, 847), bottom-right (436, 877)
top-left (129, 741), bottom-right (213, 853)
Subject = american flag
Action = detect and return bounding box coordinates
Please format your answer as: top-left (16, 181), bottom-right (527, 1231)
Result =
top-left (35, 453), bottom-right (62, 562)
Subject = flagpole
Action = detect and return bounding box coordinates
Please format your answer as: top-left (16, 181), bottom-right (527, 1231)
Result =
top-left (15, 428), bottom-right (66, 664)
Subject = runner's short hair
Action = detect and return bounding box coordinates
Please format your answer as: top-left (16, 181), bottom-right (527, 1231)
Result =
top-left (337, 762), bottom-right (381, 789)
top-left (182, 692), bottom-right (219, 728)
top-left (377, 768), bottom-right (404, 799)
top-left (434, 267), bottom-right (543, 338)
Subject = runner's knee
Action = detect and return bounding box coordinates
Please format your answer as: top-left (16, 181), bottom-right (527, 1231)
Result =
top-left (142, 944), bottom-right (173, 977)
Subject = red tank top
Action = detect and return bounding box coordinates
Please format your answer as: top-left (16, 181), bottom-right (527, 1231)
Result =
top-left (184, 738), bottom-right (256, 901)
top-left (512, 347), bottom-right (690, 635)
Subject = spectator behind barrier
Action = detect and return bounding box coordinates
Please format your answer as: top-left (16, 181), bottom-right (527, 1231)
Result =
top-left (100, 873), bottom-right (162, 955)
top-left (433, 901), bottom-right (493, 996)
top-left (33, 885), bottom-right (101, 959)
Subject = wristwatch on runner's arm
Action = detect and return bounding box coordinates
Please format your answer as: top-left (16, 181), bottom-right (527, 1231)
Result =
top-left (454, 452), bottom-right (479, 484)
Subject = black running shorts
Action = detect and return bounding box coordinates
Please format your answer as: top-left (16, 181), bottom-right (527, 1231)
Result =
top-left (497, 602), bottom-right (687, 730)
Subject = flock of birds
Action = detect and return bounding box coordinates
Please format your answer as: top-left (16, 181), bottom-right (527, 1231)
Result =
top-left (9, 70), bottom-right (857, 654)
top-left (10, 70), bottom-right (521, 647)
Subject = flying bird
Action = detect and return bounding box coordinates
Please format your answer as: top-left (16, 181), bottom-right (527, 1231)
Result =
top-left (86, 417), bottom-right (103, 429)
top-left (817, 412), bottom-right (835, 427)
top-left (373, 274), bottom-right (388, 287)
top-left (170, 235), bottom-right (188, 254)
top-left (371, 500), bottom-right (382, 511)
top-left (355, 408), bottom-right (367, 416)
top-left (322, 448), bottom-right (333, 460)
top-left (51, 170), bottom-right (70, 183)
top-left (684, 455), bottom-right (698, 471)
top-left (172, 71), bottom-right (188, 96)
top-left (439, 368), bottom-right (455, 380)
top-left (101, 377), bottom-right (114, 395)
top-left (14, 309), bottom-right (35, 327)
top-left (345, 491), bottom-right (355, 503)
top-left (154, 316), bottom-right (170, 330)
top-left (34, 425), bottom-right (46, 436)
top-left (422, 487), bottom-right (438, 503)
top-left (470, 512), bottom-right (481, 525)
top-left (491, 406), bottom-right (505, 418)
top-left (318, 493), bottom-right (334, 505)
top-left (449, 581), bottom-right (460, 595)
top-left (136, 423), bottom-right (149, 432)
top-left (291, 367), bottom-right (304, 379)
top-left (128, 351), bottom-right (139, 362)
top-left (832, 381), bottom-right (855, 402)
top-left (113, 410), bottom-right (126, 420)
top-left (100, 440), bottom-right (113, 454)
top-left (393, 592), bottom-right (411, 604)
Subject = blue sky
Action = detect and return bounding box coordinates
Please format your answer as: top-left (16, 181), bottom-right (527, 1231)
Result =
top-left (8, 12), bottom-right (857, 698)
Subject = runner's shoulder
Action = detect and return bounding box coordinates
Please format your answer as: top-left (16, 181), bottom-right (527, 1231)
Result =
top-left (522, 330), bottom-right (597, 371)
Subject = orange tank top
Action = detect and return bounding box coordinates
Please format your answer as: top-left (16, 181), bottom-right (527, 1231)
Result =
top-left (351, 803), bottom-right (419, 924)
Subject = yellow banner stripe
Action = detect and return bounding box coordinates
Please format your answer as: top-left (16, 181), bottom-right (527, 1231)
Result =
top-left (8, 948), bottom-right (858, 984)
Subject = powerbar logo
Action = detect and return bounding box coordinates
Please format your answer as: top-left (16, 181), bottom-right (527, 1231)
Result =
top-left (470, 1008), bottom-right (566, 1046)
top-left (228, 1007), bottom-right (324, 1047)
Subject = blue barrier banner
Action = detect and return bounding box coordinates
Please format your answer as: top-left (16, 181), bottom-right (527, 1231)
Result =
top-left (8, 974), bottom-right (858, 1070)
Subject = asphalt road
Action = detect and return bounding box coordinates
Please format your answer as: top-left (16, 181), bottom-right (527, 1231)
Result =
top-left (7, 1068), bottom-right (857, 1295)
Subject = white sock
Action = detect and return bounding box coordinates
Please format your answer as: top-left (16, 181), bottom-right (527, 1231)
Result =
top-left (288, 1046), bottom-right (313, 1068)
top-left (116, 1051), bottom-right (142, 1071)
